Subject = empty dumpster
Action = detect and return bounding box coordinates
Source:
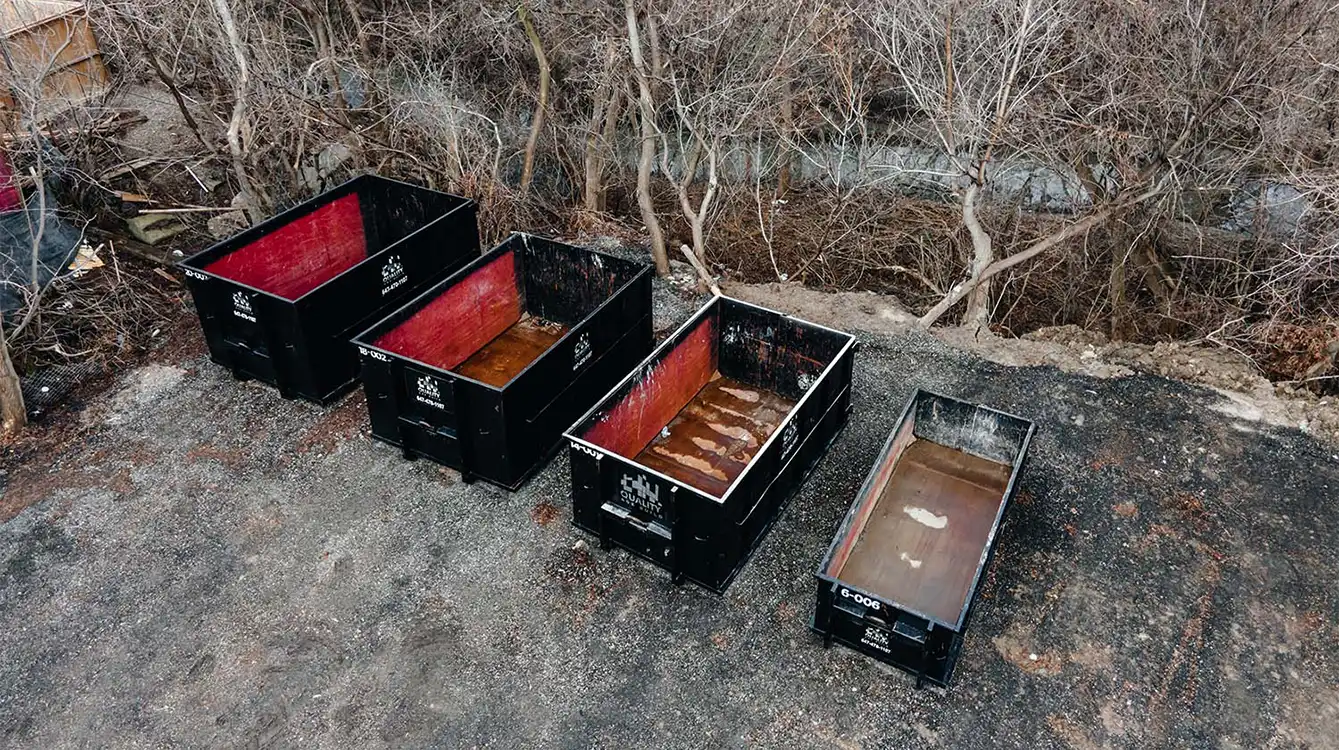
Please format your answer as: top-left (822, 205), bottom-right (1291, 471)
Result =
top-left (353, 234), bottom-right (653, 489)
top-left (180, 175), bottom-right (479, 403)
top-left (566, 296), bottom-right (857, 592)
top-left (813, 389), bottom-right (1034, 687)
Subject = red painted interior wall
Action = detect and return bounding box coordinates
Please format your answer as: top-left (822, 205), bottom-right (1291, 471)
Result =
top-left (376, 251), bottom-right (521, 371)
top-left (0, 152), bottom-right (20, 213)
top-left (583, 316), bottom-right (718, 458)
top-left (204, 192), bottom-right (367, 300)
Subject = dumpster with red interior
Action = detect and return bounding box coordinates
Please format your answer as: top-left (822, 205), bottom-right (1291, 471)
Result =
top-left (180, 176), bottom-right (478, 403)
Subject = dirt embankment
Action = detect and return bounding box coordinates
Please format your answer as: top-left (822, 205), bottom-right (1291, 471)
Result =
top-left (724, 281), bottom-right (1339, 445)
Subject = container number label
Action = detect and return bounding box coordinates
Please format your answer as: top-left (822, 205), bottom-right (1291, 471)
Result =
top-left (619, 473), bottom-right (663, 518)
top-left (184, 269), bottom-right (208, 281)
top-left (573, 332), bottom-right (592, 371)
top-left (380, 255), bottom-right (407, 296)
top-left (231, 291), bottom-right (257, 322)
top-left (840, 587), bottom-right (881, 610)
top-left (571, 441), bottom-right (601, 459)
top-left (358, 346), bottom-right (389, 362)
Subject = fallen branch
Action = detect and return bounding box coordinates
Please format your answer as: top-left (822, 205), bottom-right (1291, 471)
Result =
top-left (680, 244), bottom-right (721, 296)
top-left (917, 184), bottom-right (1165, 328)
top-left (137, 206), bottom-right (235, 214)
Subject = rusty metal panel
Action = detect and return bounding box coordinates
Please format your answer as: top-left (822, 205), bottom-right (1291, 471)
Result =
top-left (813, 389), bottom-right (1035, 687)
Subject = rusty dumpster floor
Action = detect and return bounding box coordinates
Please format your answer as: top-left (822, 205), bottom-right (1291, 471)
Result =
top-left (2, 282), bottom-right (1338, 749)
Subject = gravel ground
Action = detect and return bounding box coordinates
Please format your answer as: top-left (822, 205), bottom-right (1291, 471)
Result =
top-left (2, 278), bottom-right (1337, 748)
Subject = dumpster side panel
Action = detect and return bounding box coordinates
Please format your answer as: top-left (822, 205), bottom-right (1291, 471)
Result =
top-left (569, 442), bottom-right (721, 586)
top-left (504, 267), bottom-right (653, 439)
top-left (717, 300), bottom-right (848, 400)
top-left (581, 311), bottom-right (718, 459)
top-left (912, 393), bottom-right (1032, 466)
top-left (203, 191), bottom-right (368, 301)
top-left (356, 346), bottom-right (399, 442)
top-left (812, 574), bottom-right (962, 687)
top-left (180, 271), bottom-right (302, 396)
top-left (294, 205), bottom-right (479, 402)
top-left (501, 310), bottom-right (653, 489)
top-left (518, 236), bottom-right (646, 326)
top-left (374, 250), bottom-right (521, 371)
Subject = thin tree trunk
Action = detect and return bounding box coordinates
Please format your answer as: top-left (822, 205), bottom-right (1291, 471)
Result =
top-left (342, 0), bottom-right (371, 59)
top-left (777, 77), bottom-right (793, 197)
top-left (518, 5), bottom-right (550, 196)
top-left (298, 0), bottom-right (344, 108)
top-left (583, 43), bottom-right (618, 212)
top-left (210, 0), bottom-right (264, 224)
top-left (1109, 245), bottom-right (1131, 340)
top-left (677, 140), bottom-right (718, 265)
top-left (0, 314), bottom-right (24, 436)
top-left (625, 0), bottom-right (668, 275)
top-left (960, 182), bottom-right (993, 328)
top-left (595, 86), bottom-right (624, 212)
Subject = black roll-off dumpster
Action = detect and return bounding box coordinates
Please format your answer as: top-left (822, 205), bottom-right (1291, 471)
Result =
top-left (565, 296), bottom-right (857, 593)
top-left (179, 175), bottom-right (479, 403)
top-left (353, 234), bottom-right (653, 490)
top-left (812, 389), bottom-right (1034, 687)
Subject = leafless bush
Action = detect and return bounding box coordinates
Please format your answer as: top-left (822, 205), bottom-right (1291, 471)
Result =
top-left (50, 0), bottom-right (1338, 380)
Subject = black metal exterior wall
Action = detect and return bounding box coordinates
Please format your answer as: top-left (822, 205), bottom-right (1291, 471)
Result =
top-left (180, 175), bottom-right (480, 404)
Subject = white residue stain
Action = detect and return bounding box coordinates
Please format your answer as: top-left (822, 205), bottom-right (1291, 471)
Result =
top-left (899, 552), bottom-right (923, 569)
top-left (903, 506), bottom-right (948, 529)
top-left (719, 386), bottom-right (760, 402)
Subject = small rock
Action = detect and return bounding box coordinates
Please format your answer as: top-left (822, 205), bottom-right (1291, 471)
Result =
top-left (126, 213), bottom-right (187, 245)
top-left (207, 210), bottom-right (249, 240)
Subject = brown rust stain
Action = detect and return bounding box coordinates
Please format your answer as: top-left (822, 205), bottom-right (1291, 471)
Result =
top-left (294, 393), bottom-right (367, 457)
top-left (530, 501), bottom-right (560, 526)
top-left (633, 375), bottom-right (794, 497)
top-left (1112, 502), bottom-right (1139, 518)
top-left (454, 314), bottom-right (568, 387)
top-left (836, 440), bottom-right (1012, 625)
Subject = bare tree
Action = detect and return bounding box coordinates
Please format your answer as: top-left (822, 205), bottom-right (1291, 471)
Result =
top-left (624, 0), bottom-right (669, 274)
top-left (517, 4), bottom-right (551, 196)
top-left (210, 0), bottom-right (266, 223)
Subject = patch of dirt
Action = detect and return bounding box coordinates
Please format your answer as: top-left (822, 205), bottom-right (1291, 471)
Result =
top-left (95, 363), bottom-right (187, 426)
top-left (1112, 503), bottom-right (1139, 519)
top-left (991, 625), bottom-right (1066, 677)
top-left (1046, 715), bottom-right (1102, 750)
top-left (530, 501), bottom-right (559, 526)
top-left (294, 393), bottom-right (369, 457)
top-left (185, 443), bottom-right (249, 469)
